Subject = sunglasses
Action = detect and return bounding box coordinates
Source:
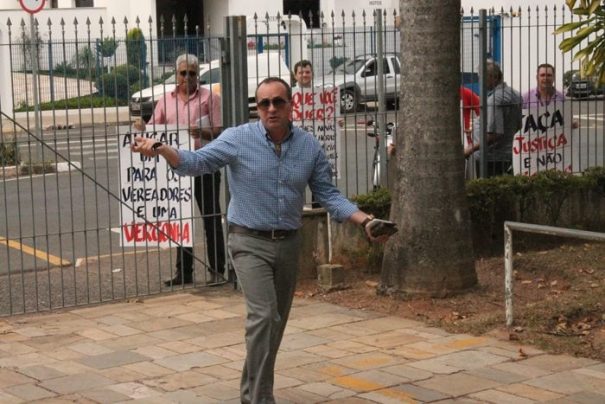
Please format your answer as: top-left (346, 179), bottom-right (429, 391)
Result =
top-left (179, 70), bottom-right (198, 77)
top-left (257, 97), bottom-right (288, 110)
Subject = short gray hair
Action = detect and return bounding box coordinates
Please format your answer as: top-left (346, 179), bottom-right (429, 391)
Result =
top-left (486, 58), bottom-right (503, 83)
top-left (175, 54), bottom-right (199, 70)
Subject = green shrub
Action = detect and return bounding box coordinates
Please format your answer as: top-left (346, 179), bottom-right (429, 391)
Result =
top-left (95, 72), bottom-right (130, 100)
top-left (126, 28), bottom-right (146, 69)
top-left (0, 141), bottom-right (19, 166)
top-left (113, 64), bottom-right (142, 85)
top-left (352, 187), bottom-right (391, 219)
top-left (14, 95), bottom-right (127, 112)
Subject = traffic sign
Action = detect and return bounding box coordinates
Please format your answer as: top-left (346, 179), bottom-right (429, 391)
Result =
top-left (19, 0), bottom-right (46, 15)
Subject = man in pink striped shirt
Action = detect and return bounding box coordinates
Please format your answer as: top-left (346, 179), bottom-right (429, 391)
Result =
top-left (134, 53), bottom-right (225, 286)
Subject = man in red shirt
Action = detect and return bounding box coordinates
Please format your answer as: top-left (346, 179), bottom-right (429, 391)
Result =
top-left (134, 54), bottom-right (225, 286)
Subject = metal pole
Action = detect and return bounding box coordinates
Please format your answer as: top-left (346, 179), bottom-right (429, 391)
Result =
top-left (375, 10), bottom-right (387, 187)
top-left (223, 15), bottom-right (249, 128)
top-left (504, 223), bottom-right (513, 327)
top-left (30, 15), bottom-right (42, 163)
top-left (478, 9), bottom-right (487, 178)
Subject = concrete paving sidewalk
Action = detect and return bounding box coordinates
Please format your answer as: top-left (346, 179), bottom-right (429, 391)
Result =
top-left (0, 287), bottom-right (604, 403)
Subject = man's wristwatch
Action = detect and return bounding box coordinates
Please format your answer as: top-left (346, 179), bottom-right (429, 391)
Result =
top-left (151, 141), bottom-right (163, 151)
top-left (361, 215), bottom-right (374, 229)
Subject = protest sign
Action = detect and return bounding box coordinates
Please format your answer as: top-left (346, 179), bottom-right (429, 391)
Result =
top-left (118, 125), bottom-right (194, 248)
top-left (513, 103), bottom-right (578, 176)
top-left (291, 85), bottom-right (342, 178)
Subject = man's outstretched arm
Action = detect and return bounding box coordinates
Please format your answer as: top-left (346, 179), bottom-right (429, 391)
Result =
top-left (131, 136), bottom-right (181, 168)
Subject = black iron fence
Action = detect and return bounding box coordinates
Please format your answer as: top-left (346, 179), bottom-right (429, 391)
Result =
top-left (0, 7), bottom-right (603, 315)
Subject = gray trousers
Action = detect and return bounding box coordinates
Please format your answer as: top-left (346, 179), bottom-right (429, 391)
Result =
top-left (227, 231), bottom-right (301, 404)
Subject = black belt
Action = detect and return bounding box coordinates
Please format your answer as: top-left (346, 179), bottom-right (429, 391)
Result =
top-left (229, 224), bottom-right (297, 240)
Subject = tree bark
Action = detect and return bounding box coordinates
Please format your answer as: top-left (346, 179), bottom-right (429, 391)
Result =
top-left (380, 0), bottom-right (477, 297)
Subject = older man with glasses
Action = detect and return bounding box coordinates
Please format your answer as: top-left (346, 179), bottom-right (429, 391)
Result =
top-left (132, 77), bottom-right (396, 403)
top-left (134, 53), bottom-right (226, 287)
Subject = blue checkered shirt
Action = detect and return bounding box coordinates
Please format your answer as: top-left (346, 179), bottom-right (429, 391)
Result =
top-left (174, 121), bottom-right (359, 230)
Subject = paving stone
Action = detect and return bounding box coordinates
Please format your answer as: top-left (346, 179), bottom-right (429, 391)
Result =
top-left (193, 380), bottom-right (241, 401)
top-left (44, 360), bottom-right (97, 375)
top-left (154, 351), bottom-right (228, 371)
top-left (0, 342), bottom-right (37, 355)
top-left (464, 366), bottom-right (527, 384)
top-left (304, 344), bottom-right (352, 359)
top-left (331, 352), bottom-right (400, 371)
top-left (68, 341), bottom-right (114, 356)
top-left (123, 361), bottom-right (175, 377)
top-left (554, 391), bottom-right (605, 403)
top-left (108, 381), bottom-right (162, 399)
top-left (142, 369), bottom-right (217, 391)
top-left (0, 390), bottom-right (23, 403)
top-left (132, 345), bottom-right (178, 360)
top-left (203, 309), bottom-right (241, 320)
top-left (274, 386), bottom-right (327, 403)
top-left (15, 365), bottom-right (65, 381)
top-left (470, 389), bottom-right (535, 404)
top-left (274, 373), bottom-right (303, 389)
top-left (80, 388), bottom-right (132, 403)
top-left (44, 347), bottom-right (84, 361)
top-left (287, 313), bottom-right (365, 330)
top-left (496, 383), bottom-right (564, 401)
top-left (174, 312), bottom-right (215, 323)
top-left (4, 384), bottom-right (56, 401)
top-left (525, 370), bottom-right (605, 395)
top-left (99, 366), bottom-right (146, 383)
top-left (280, 332), bottom-right (330, 351)
top-left (573, 366), bottom-right (605, 380)
top-left (0, 352), bottom-right (52, 369)
top-left (416, 372), bottom-right (502, 396)
top-left (0, 368), bottom-right (36, 388)
top-left (274, 350), bottom-right (324, 370)
top-left (352, 330), bottom-right (425, 349)
top-left (77, 350), bottom-right (149, 370)
top-left (98, 334), bottom-right (163, 351)
top-left (206, 346), bottom-right (247, 362)
top-left (519, 354), bottom-right (598, 372)
top-left (388, 345), bottom-right (437, 360)
top-left (298, 362), bottom-right (358, 378)
top-left (13, 327), bottom-right (49, 338)
top-left (353, 316), bottom-right (421, 332)
top-left (359, 387), bottom-right (418, 403)
top-left (187, 331), bottom-right (244, 350)
top-left (39, 372), bottom-right (115, 394)
top-left (409, 350), bottom-right (509, 375)
top-left (381, 364), bottom-right (433, 382)
top-left (277, 366), bottom-right (330, 383)
top-left (194, 364), bottom-right (242, 381)
top-left (164, 389), bottom-right (211, 404)
top-left (390, 383), bottom-right (450, 402)
top-left (129, 317), bottom-right (192, 333)
top-left (298, 382), bottom-right (356, 399)
top-left (76, 328), bottom-right (117, 341)
top-left (491, 361), bottom-right (552, 379)
top-left (100, 324), bottom-right (142, 337)
top-left (326, 340), bottom-right (378, 354)
top-left (330, 374), bottom-right (385, 392)
top-left (307, 327), bottom-right (358, 341)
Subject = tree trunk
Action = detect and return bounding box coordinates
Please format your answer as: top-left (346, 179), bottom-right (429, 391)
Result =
top-left (380, 0), bottom-right (477, 297)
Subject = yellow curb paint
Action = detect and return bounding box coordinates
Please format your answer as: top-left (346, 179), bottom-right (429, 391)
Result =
top-left (354, 357), bottom-right (393, 368)
top-left (319, 365), bottom-right (350, 377)
top-left (446, 337), bottom-right (488, 349)
top-left (332, 375), bottom-right (384, 392)
top-left (376, 388), bottom-right (417, 403)
top-left (0, 236), bottom-right (70, 267)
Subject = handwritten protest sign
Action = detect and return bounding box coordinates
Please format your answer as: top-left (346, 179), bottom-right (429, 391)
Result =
top-left (118, 125), bottom-right (194, 248)
top-left (513, 103), bottom-right (579, 176)
top-left (291, 85), bottom-right (342, 178)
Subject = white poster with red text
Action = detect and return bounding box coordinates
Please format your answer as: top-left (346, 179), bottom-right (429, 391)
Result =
top-left (292, 85), bottom-right (342, 179)
top-left (118, 125), bottom-right (194, 248)
top-left (513, 103), bottom-right (579, 176)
